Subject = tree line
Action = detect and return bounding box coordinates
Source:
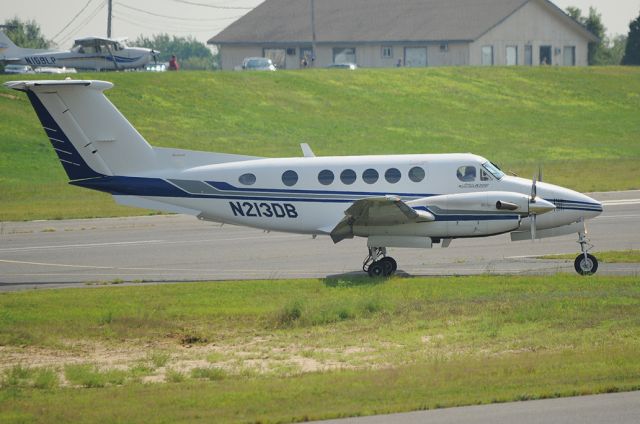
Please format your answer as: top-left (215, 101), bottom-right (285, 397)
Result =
top-left (2, 8), bottom-right (640, 69)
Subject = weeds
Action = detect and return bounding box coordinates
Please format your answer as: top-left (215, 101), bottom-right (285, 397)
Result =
top-left (191, 367), bottom-right (226, 381)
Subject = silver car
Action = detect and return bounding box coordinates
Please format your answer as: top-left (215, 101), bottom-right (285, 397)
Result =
top-left (242, 57), bottom-right (276, 71)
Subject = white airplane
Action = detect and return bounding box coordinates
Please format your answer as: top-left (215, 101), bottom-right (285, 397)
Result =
top-left (0, 32), bottom-right (158, 71)
top-left (3, 79), bottom-right (604, 276)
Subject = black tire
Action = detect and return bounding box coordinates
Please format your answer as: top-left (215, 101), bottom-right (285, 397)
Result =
top-left (574, 253), bottom-right (598, 275)
top-left (368, 261), bottom-right (385, 277)
top-left (379, 257), bottom-right (397, 276)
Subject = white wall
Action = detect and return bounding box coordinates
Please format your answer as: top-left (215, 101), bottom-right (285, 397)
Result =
top-left (471, 0), bottom-right (591, 66)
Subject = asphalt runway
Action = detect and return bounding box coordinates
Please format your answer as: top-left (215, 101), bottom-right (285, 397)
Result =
top-left (1, 190), bottom-right (639, 290)
top-left (312, 391), bottom-right (640, 424)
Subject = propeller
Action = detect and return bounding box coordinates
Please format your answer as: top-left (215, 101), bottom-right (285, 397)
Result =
top-left (530, 177), bottom-right (537, 240)
top-left (151, 49), bottom-right (159, 65)
top-left (527, 177), bottom-right (556, 241)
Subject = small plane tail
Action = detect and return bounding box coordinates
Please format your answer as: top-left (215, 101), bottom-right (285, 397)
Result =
top-left (0, 30), bottom-right (21, 59)
top-left (4, 80), bottom-right (161, 180)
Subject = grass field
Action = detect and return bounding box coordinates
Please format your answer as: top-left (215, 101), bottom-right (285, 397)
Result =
top-left (1, 67), bottom-right (639, 221)
top-left (1, 275), bottom-right (639, 422)
top-left (542, 249), bottom-right (640, 263)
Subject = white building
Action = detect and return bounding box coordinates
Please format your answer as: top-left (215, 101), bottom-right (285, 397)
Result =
top-left (208, 0), bottom-right (597, 70)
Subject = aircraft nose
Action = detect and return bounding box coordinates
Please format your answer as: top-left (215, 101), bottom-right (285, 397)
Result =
top-left (564, 191), bottom-right (603, 218)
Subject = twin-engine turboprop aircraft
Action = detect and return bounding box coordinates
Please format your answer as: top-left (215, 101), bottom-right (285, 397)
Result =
top-left (4, 80), bottom-right (604, 276)
top-left (0, 32), bottom-right (158, 71)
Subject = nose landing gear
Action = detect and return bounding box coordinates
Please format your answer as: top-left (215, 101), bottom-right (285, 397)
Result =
top-left (363, 247), bottom-right (397, 277)
top-left (575, 231), bottom-right (598, 275)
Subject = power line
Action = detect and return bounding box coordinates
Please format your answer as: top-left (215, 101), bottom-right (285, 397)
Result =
top-left (112, 13), bottom-right (232, 34)
top-left (52, 0), bottom-right (96, 43)
top-left (112, 8), bottom-right (239, 32)
top-left (114, 2), bottom-right (242, 22)
top-left (171, 0), bottom-right (253, 10)
top-left (58, 0), bottom-right (107, 46)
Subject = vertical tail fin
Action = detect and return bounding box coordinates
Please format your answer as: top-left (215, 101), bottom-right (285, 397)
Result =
top-left (4, 80), bottom-right (158, 180)
top-left (0, 31), bottom-right (20, 58)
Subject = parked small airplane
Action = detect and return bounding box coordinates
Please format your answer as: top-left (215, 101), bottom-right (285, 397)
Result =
top-left (3, 80), bottom-right (604, 276)
top-left (0, 32), bottom-right (158, 71)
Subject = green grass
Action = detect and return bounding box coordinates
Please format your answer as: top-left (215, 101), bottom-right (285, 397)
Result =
top-left (542, 249), bottom-right (640, 263)
top-left (0, 275), bottom-right (639, 422)
top-left (1, 67), bottom-right (639, 221)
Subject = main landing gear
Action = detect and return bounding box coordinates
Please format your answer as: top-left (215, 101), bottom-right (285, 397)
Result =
top-left (363, 247), bottom-right (397, 277)
top-left (575, 231), bottom-right (598, 275)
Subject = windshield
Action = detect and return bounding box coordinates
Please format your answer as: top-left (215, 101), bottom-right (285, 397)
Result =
top-left (482, 161), bottom-right (505, 180)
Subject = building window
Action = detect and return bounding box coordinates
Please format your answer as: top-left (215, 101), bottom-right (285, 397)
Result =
top-left (439, 44), bottom-right (448, 52)
top-left (318, 170), bottom-right (334, 186)
top-left (362, 168), bottom-right (379, 184)
top-left (525, 45), bottom-right (533, 66)
top-left (563, 46), bottom-right (576, 66)
top-left (385, 168), bottom-right (401, 184)
top-left (333, 47), bottom-right (356, 64)
top-left (340, 169), bottom-right (357, 185)
top-left (381, 46), bottom-right (393, 59)
top-left (408, 167), bottom-right (425, 183)
top-left (540, 46), bottom-right (552, 65)
top-left (238, 173), bottom-right (256, 186)
top-left (506, 46), bottom-right (518, 66)
top-left (282, 170), bottom-right (298, 187)
top-left (481, 46), bottom-right (493, 66)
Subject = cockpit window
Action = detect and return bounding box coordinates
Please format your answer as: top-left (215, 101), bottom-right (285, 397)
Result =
top-left (456, 166), bottom-right (476, 182)
top-left (482, 161), bottom-right (505, 180)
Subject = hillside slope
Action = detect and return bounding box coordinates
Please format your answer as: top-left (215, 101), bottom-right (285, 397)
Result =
top-left (1, 67), bottom-right (639, 221)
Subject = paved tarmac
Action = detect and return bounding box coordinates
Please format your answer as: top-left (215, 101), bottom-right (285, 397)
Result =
top-left (1, 190), bottom-right (639, 290)
top-left (312, 391), bottom-right (640, 424)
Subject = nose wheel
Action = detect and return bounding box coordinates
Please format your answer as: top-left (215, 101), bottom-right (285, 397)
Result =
top-left (575, 232), bottom-right (598, 275)
top-left (363, 247), bottom-right (397, 277)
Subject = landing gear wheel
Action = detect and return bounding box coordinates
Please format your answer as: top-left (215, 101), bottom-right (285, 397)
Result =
top-left (368, 261), bottom-right (385, 277)
top-left (379, 257), bottom-right (397, 276)
top-left (574, 253), bottom-right (598, 275)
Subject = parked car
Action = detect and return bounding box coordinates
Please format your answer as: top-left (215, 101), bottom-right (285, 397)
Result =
top-left (327, 63), bottom-right (358, 70)
top-left (241, 57), bottom-right (276, 71)
top-left (3, 64), bottom-right (34, 74)
top-left (145, 63), bottom-right (167, 72)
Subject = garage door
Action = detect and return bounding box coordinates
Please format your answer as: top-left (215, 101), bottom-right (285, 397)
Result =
top-left (404, 47), bottom-right (427, 67)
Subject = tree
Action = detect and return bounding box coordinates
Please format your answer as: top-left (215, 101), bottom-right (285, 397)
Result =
top-left (622, 11), bottom-right (640, 65)
top-left (565, 6), bottom-right (607, 65)
top-left (134, 34), bottom-right (217, 70)
top-left (2, 17), bottom-right (51, 49)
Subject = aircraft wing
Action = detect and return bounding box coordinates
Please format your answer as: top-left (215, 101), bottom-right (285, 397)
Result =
top-left (330, 196), bottom-right (434, 243)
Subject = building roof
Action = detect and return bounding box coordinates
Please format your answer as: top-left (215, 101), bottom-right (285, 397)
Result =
top-left (209, 0), bottom-right (597, 45)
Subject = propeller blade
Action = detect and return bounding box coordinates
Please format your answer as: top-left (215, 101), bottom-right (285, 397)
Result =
top-left (531, 214), bottom-right (537, 241)
top-left (538, 164), bottom-right (543, 182)
top-left (531, 177), bottom-right (537, 201)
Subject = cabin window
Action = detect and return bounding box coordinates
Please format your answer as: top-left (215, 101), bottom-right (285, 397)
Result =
top-left (385, 168), bottom-right (401, 184)
top-left (362, 168), bottom-right (379, 184)
top-left (282, 170), bottom-right (298, 186)
top-left (457, 166), bottom-right (476, 182)
top-left (480, 169), bottom-right (492, 181)
top-left (318, 169), bottom-right (334, 185)
top-left (408, 166), bottom-right (425, 182)
top-left (340, 169), bottom-right (357, 185)
top-left (238, 173), bottom-right (256, 186)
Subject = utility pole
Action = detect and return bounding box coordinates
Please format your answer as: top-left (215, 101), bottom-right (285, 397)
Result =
top-left (310, 0), bottom-right (317, 66)
top-left (107, 0), bottom-right (113, 38)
